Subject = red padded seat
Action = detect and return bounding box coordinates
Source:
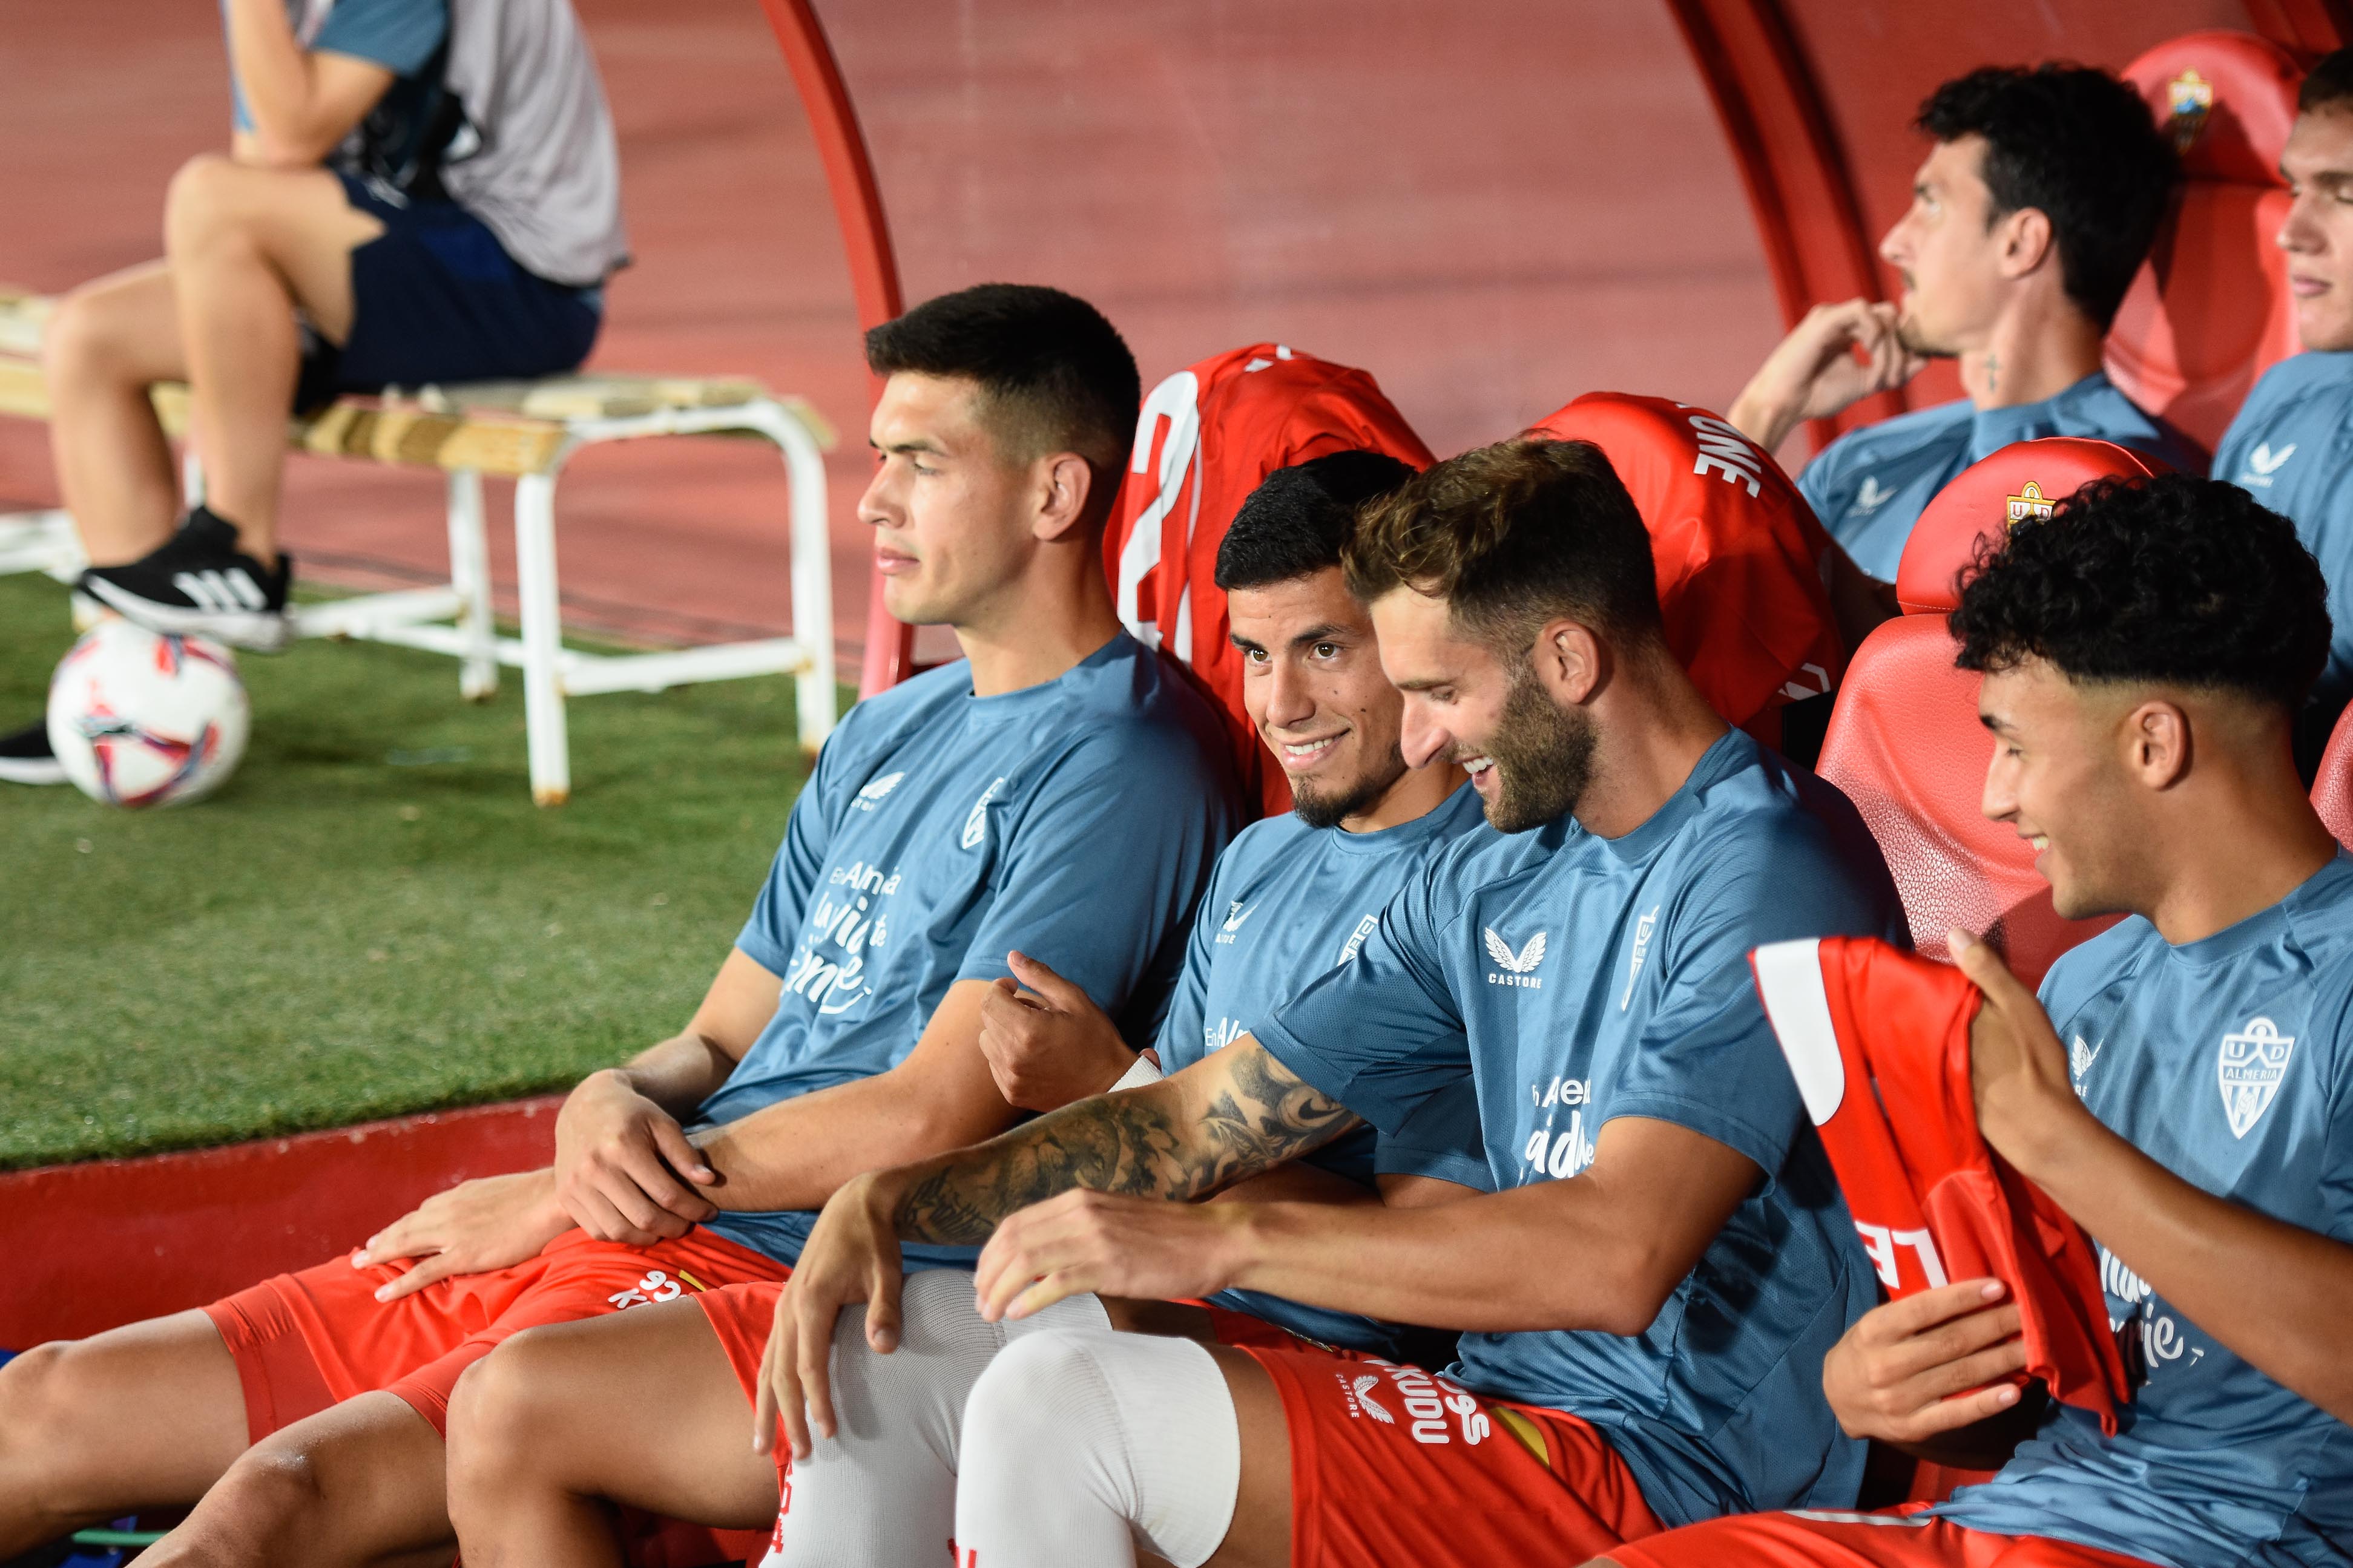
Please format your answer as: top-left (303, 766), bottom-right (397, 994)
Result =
top-left (1818, 440), bottom-right (2166, 986)
top-left (2105, 32), bottom-right (2306, 457)
top-left (2314, 703), bottom-right (2353, 850)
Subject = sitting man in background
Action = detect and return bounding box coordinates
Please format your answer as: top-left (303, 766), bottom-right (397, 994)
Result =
top-left (438, 449), bottom-right (1493, 1568)
top-left (0, 284), bottom-right (1240, 1568)
top-left (1726, 64), bottom-right (2197, 582)
top-left (2217, 47), bottom-right (2353, 771)
top-left (2, 0), bottom-right (627, 784)
top-left (743, 437), bottom-right (1907, 1568)
top-left (1599, 476), bottom-right (2353, 1568)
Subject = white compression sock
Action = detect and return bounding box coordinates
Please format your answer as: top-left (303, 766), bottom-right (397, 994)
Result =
top-left (953, 1328), bottom-right (1243, 1568)
top-left (763, 1268), bottom-right (1108, 1568)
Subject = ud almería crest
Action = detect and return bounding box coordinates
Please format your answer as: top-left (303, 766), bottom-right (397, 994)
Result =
top-left (2217, 1017), bottom-right (2295, 1138)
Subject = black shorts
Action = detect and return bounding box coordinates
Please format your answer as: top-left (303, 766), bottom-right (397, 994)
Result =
top-left (295, 171), bottom-right (604, 411)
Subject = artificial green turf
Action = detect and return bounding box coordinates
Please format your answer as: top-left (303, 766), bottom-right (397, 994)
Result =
top-left (0, 570), bottom-right (826, 1169)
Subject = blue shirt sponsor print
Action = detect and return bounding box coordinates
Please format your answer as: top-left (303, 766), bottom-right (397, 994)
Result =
top-left (1256, 729), bottom-right (1909, 1526)
top-left (700, 635), bottom-right (1240, 1268)
top-left (1797, 372), bottom-right (2201, 579)
top-left (1932, 852), bottom-right (2353, 1568)
top-left (1154, 783), bottom-right (1493, 1354)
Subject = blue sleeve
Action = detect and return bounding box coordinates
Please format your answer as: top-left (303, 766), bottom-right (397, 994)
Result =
top-left (1374, 1073), bottom-right (1492, 1188)
top-left (955, 732), bottom-right (1231, 1032)
top-left (1794, 429), bottom-right (1850, 519)
top-left (734, 733), bottom-right (846, 976)
top-left (1608, 821), bottom-right (1894, 1178)
top-left (311, 0), bottom-right (448, 74)
top-left (1254, 862), bottom-right (1474, 1135)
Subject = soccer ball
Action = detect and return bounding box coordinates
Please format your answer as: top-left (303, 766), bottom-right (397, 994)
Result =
top-left (47, 618), bottom-right (251, 808)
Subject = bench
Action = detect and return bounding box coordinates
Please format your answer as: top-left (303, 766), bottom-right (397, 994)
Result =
top-left (0, 287), bottom-right (837, 805)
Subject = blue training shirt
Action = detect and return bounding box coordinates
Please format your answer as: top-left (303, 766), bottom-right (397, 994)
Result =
top-left (1798, 372), bottom-right (2202, 580)
top-left (1254, 728), bottom-right (1908, 1527)
top-left (1157, 781), bottom-right (1492, 1353)
top-left (2216, 350), bottom-right (2353, 731)
top-left (225, 0), bottom-right (449, 131)
top-left (1932, 852), bottom-right (2353, 1568)
top-left (699, 635), bottom-right (1241, 1268)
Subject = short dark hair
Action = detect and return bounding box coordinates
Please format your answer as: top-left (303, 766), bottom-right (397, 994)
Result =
top-left (1916, 65), bottom-right (2179, 329)
top-left (1213, 451), bottom-right (1417, 593)
top-left (1950, 474), bottom-right (2331, 712)
top-left (1344, 438), bottom-right (1662, 651)
top-left (2300, 48), bottom-right (2353, 116)
top-left (864, 284), bottom-right (1139, 475)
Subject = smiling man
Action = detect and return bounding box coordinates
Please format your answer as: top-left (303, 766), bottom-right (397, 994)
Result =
top-left (747, 436), bottom-right (1907, 1568)
top-left (1725, 65), bottom-right (2196, 581)
top-left (1596, 473), bottom-right (2353, 1568)
top-left (2215, 49), bottom-right (2353, 770)
top-left (0, 284), bottom-right (1238, 1568)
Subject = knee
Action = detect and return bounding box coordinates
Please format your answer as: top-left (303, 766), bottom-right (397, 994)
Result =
top-left (0, 1342), bottom-right (76, 1465)
top-left (163, 153), bottom-right (253, 256)
top-left (42, 287), bottom-right (142, 386)
top-left (961, 1332), bottom-right (1100, 1458)
top-left (206, 1443), bottom-right (331, 1532)
top-left (446, 1333), bottom-right (561, 1483)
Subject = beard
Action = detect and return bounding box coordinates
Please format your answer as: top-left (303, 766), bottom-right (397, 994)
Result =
top-left (1291, 747), bottom-right (1409, 830)
top-left (1478, 666), bottom-right (1596, 833)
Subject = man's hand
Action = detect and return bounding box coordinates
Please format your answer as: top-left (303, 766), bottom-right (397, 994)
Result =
top-left (554, 1069), bottom-right (720, 1244)
top-left (1823, 1278), bottom-right (2029, 1446)
top-left (977, 951), bottom-right (1138, 1112)
top-left (352, 1168), bottom-right (573, 1302)
top-left (753, 1172), bottom-right (907, 1460)
top-left (973, 1190), bottom-right (1245, 1324)
top-left (1951, 929), bottom-right (2092, 1179)
top-left (1728, 300), bottom-right (1926, 453)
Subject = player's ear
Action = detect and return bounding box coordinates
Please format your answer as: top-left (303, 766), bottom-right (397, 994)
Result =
top-left (1032, 451), bottom-right (1096, 543)
top-left (1530, 617), bottom-right (1605, 707)
top-left (2124, 698), bottom-right (2192, 791)
top-left (1999, 205), bottom-right (2055, 282)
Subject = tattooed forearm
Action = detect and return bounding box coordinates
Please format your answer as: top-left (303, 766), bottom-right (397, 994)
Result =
top-left (892, 1038), bottom-right (1360, 1244)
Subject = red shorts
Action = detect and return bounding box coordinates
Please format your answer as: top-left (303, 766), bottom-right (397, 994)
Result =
top-left (204, 1225), bottom-right (788, 1439)
top-left (1607, 1507), bottom-right (2157, 1568)
top-left (1243, 1343), bottom-right (1664, 1568)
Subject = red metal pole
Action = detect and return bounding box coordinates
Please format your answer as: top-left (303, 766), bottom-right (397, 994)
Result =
top-left (754, 0), bottom-right (918, 697)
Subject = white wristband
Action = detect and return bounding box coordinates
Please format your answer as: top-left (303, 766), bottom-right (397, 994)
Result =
top-left (1110, 1052), bottom-right (1164, 1092)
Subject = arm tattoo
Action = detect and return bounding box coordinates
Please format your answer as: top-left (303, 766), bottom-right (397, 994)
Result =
top-left (893, 1040), bottom-right (1360, 1244)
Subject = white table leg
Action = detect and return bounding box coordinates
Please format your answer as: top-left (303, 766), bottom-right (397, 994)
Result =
top-left (513, 468), bottom-right (571, 806)
top-left (445, 468), bottom-right (497, 700)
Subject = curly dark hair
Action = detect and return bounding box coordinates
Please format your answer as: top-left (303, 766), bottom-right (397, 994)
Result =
top-left (1917, 65), bottom-right (2179, 329)
top-left (1950, 474), bottom-right (2331, 712)
top-left (1343, 438), bottom-right (1662, 652)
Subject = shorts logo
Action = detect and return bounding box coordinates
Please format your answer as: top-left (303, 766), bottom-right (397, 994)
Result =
top-left (2005, 481), bottom-right (2054, 526)
top-left (1851, 476), bottom-right (1892, 515)
top-left (1335, 913), bottom-right (1378, 967)
top-left (2218, 1017), bottom-right (2294, 1137)
top-left (607, 1268), bottom-right (686, 1310)
top-left (1484, 927), bottom-right (1547, 987)
top-left (1338, 1362), bottom-right (1489, 1446)
top-left (852, 772), bottom-right (906, 812)
top-left (960, 776), bottom-right (1005, 849)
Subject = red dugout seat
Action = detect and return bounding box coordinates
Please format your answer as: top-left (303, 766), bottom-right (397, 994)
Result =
top-left (2314, 703), bottom-right (2353, 850)
top-left (2104, 32), bottom-right (2306, 457)
top-left (1110, 343), bottom-right (1436, 816)
top-left (1818, 439), bottom-right (2167, 987)
top-left (1528, 393), bottom-right (1845, 748)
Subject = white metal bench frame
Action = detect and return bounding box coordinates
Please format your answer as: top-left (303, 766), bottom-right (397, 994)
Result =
top-left (1, 297), bottom-right (836, 804)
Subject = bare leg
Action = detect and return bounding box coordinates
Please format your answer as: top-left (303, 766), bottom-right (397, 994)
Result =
top-left (42, 261), bottom-right (188, 566)
top-left (134, 1391), bottom-right (453, 1568)
top-left (160, 154), bottom-right (380, 564)
top-left (1197, 1349), bottom-right (1291, 1568)
top-left (446, 1299), bottom-right (779, 1568)
top-left (0, 1311), bottom-right (250, 1557)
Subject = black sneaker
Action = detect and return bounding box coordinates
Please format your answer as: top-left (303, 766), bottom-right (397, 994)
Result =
top-left (0, 718), bottom-right (67, 786)
top-left (80, 506), bottom-right (292, 652)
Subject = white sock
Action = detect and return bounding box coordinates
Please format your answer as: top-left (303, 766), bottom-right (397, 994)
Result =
top-left (953, 1328), bottom-right (1242, 1568)
top-left (763, 1268), bottom-right (1108, 1568)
